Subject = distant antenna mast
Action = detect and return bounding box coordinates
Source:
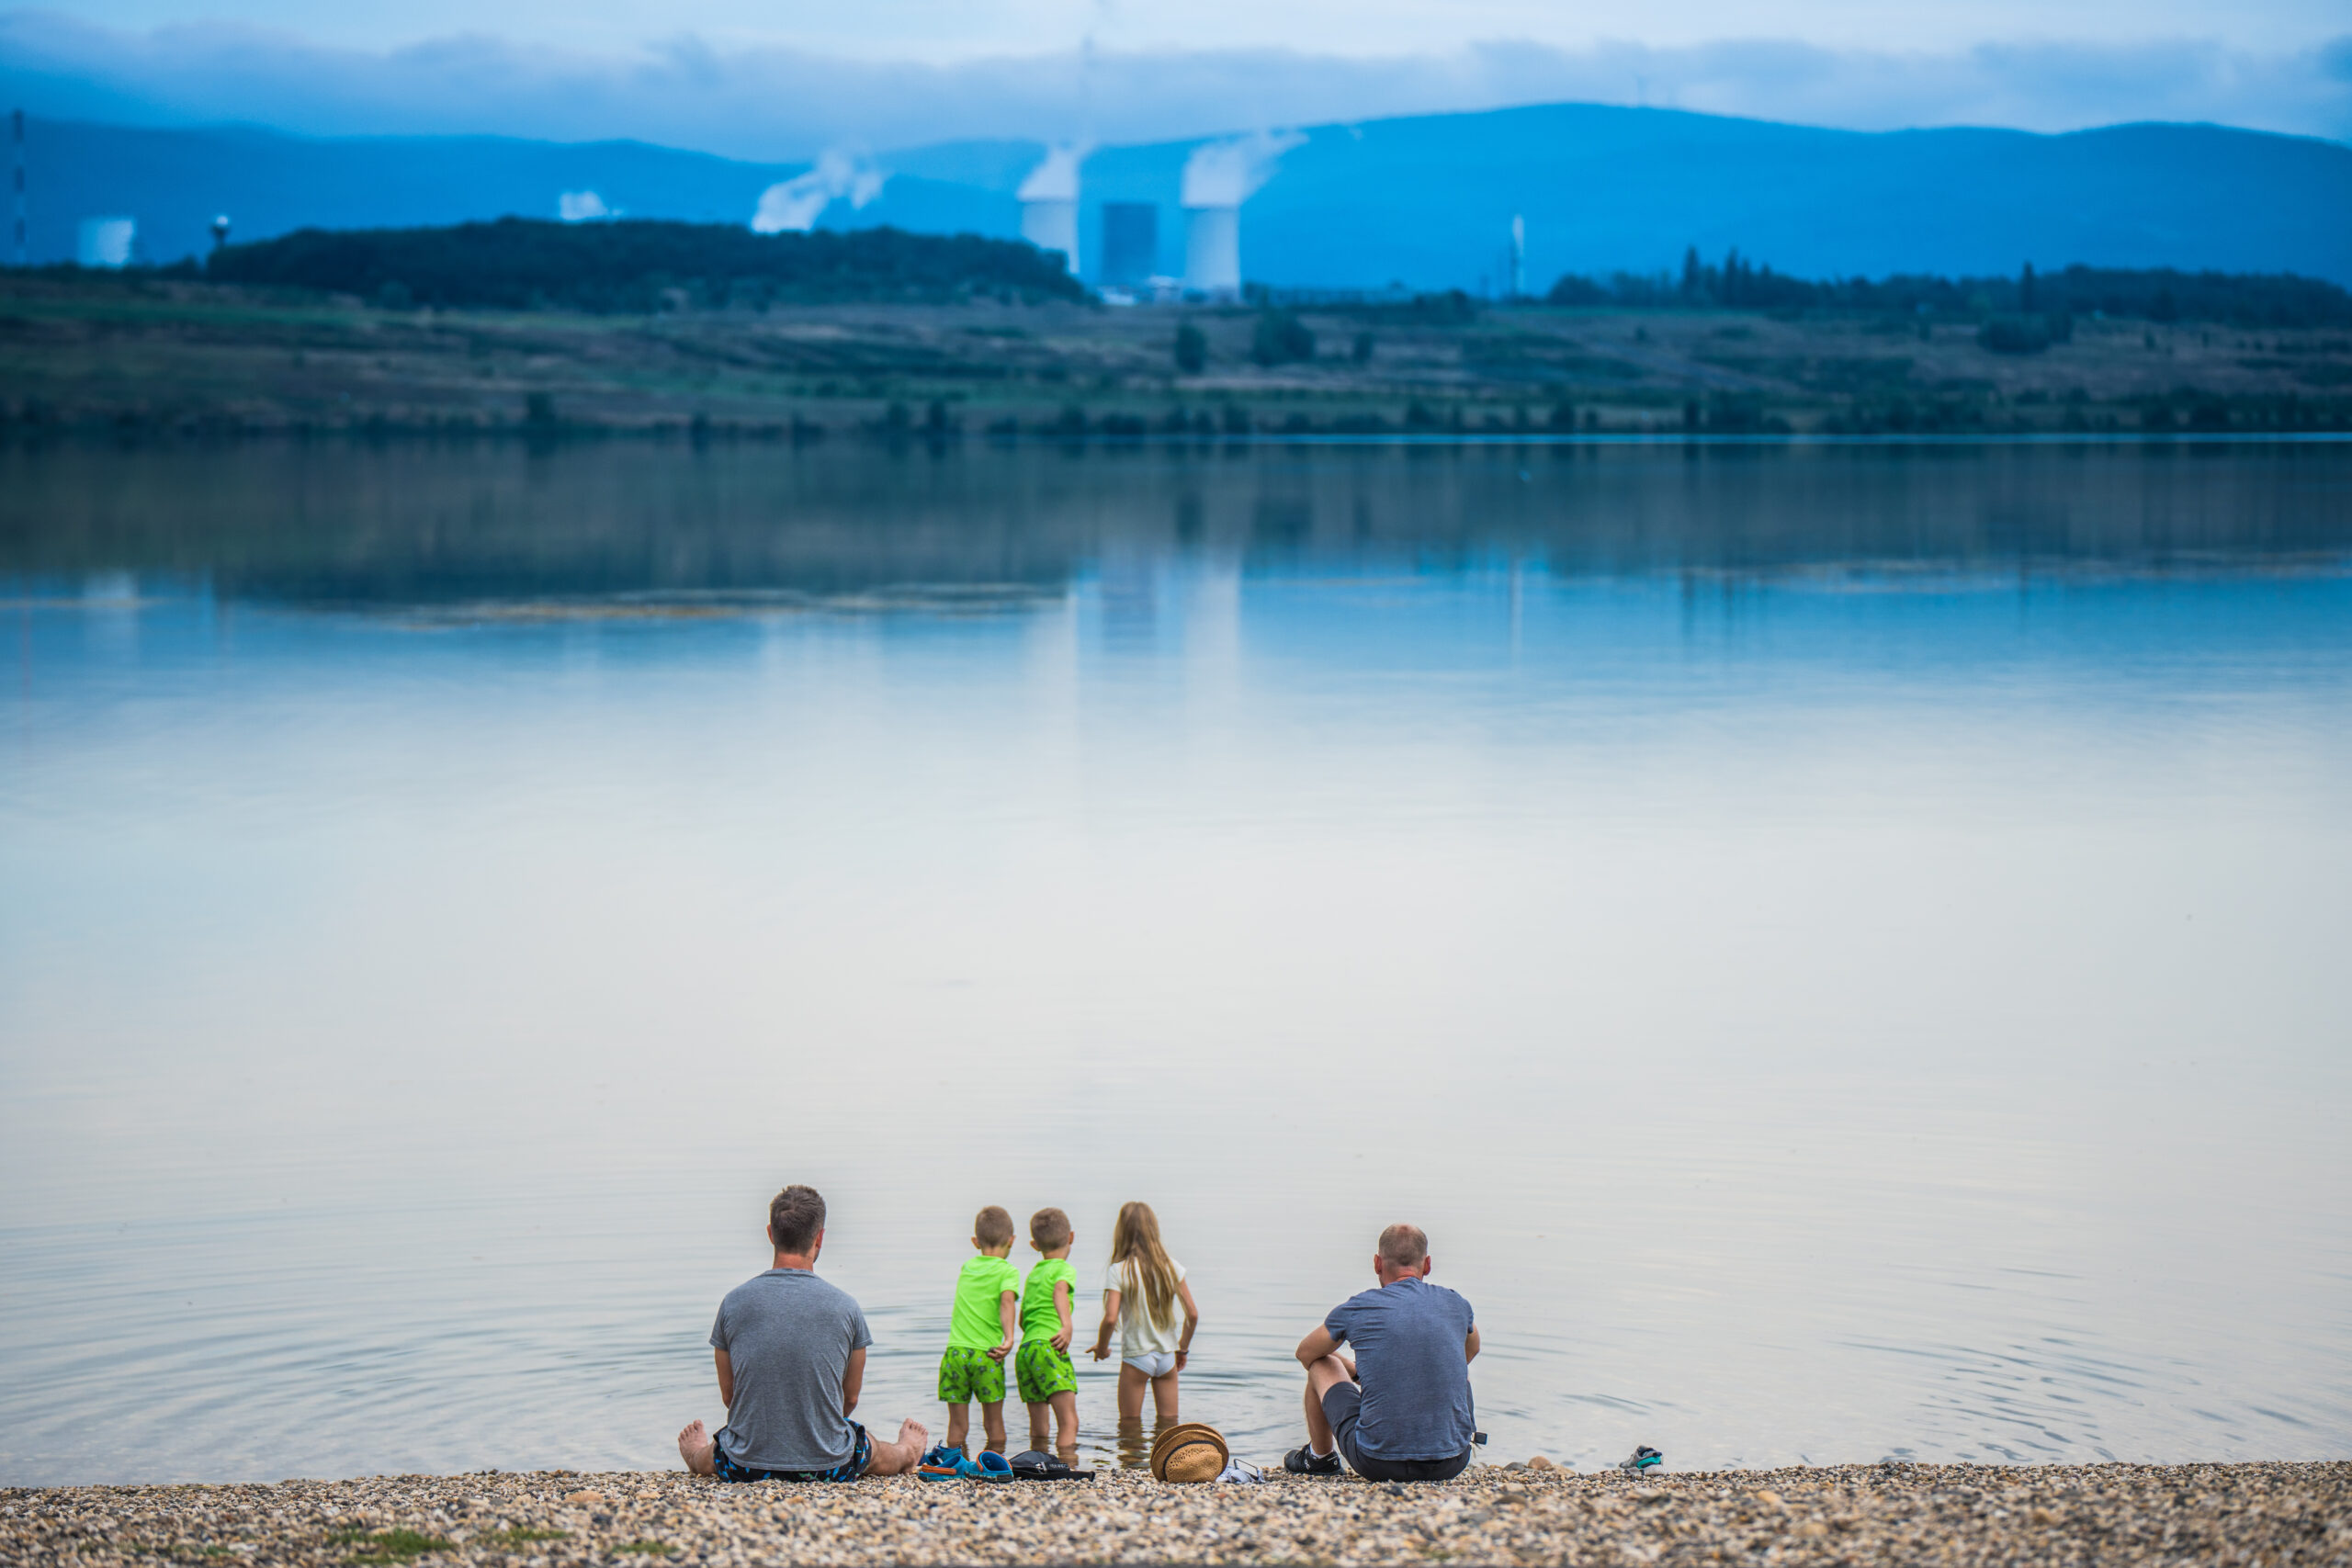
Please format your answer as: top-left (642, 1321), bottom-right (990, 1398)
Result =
top-left (11, 109), bottom-right (25, 267)
top-left (1510, 213), bottom-right (1526, 299)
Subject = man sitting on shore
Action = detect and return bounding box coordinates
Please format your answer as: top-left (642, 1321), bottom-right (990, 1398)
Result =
top-left (1284, 1222), bottom-right (1480, 1482)
top-left (678, 1185), bottom-right (929, 1482)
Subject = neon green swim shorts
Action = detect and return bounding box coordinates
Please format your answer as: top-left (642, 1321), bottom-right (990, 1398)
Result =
top-left (937, 1344), bottom-right (1006, 1404)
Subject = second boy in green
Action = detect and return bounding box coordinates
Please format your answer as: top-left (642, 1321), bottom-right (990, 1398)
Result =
top-left (1016, 1207), bottom-right (1081, 1460)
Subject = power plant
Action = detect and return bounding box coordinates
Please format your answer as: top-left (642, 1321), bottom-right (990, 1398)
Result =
top-left (77, 216), bottom-right (134, 268)
top-left (1099, 202), bottom-right (1157, 289)
top-left (1017, 144), bottom-right (1085, 276)
top-left (1179, 130), bottom-right (1302, 299)
top-left (1182, 206), bottom-right (1240, 298)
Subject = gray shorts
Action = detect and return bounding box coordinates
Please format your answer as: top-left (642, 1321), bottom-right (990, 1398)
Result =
top-left (1320, 1382), bottom-right (1471, 1483)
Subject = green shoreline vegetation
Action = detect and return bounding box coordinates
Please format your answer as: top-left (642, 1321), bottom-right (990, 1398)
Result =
top-left (5, 220), bottom-right (2349, 441)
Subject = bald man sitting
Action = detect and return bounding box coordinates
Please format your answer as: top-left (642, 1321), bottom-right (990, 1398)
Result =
top-left (1284, 1223), bottom-right (1481, 1482)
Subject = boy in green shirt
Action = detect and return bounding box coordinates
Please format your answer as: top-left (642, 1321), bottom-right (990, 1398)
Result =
top-left (939, 1205), bottom-right (1021, 1456)
top-left (1016, 1207), bottom-right (1080, 1461)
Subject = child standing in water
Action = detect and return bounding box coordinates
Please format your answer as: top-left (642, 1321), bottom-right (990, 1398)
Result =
top-left (1015, 1207), bottom-right (1080, 1461)
top-left (1088, 1201), bottom-right (1201, 1425)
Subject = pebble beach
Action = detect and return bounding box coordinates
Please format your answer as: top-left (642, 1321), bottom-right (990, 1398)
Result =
top-left (6, 1460), bottom-right (2345, 1566)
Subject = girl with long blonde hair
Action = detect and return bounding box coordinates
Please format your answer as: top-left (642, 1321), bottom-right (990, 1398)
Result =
top-left (1087, 1201), bottom-right (1201, 1424)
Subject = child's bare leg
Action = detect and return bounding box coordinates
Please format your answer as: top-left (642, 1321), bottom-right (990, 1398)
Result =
top-left (945, 1404), bottom-right (970, 1454)
top-left (677, 1419), bottom-right (718, 1476)
top-left (1150, 1370), bottom-right (1180, 1425)
top-left (1115, 1364), bottom-right (1148, 1422)
top-left (1025, 1401), bottom-right (1052, 1451)
top-left (1049, 1391), bottom-right (1079, 1458)
top-left (980, 1400), bottom-right (1007, 1454)
top-left (863, 1417), bottom-right (933, 1476)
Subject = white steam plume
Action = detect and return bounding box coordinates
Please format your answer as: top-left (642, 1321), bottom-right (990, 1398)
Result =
top-left (752, 150), bottom-right (888, 234)
top-left (1180, 129), bottom-right (1305, 209)
top-left (1015, 141), bottom-right (1091, 203)
top-left (558, 189), bottom-right (610, 221)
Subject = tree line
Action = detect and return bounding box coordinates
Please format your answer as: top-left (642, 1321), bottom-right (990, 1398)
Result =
top-left (202, 218), bottom-right (1087, 311)
top-left (1549, 249), bottom-right (2352, 328)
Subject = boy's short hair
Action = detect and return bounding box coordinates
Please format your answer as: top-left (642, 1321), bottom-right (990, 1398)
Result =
top-left (1029, 1207), bottom-right (1072, 1249)
top-left (1378, 1223), bottom-right (1429, 1268)
top-left (975, 1205), bottom-right (1016, 1247)
top-left (770, 1185), bottom-right (826, 1254)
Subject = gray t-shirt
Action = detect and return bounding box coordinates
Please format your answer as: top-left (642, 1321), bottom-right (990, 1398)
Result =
top-left (707, 1268), bottom-right (874, 1472)
top-left (1324, 1277), bottom-right (1477, 1461)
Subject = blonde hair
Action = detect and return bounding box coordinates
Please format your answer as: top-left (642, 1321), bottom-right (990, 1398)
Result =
top-left (1109, 1201), bottom-right (1179, 1331)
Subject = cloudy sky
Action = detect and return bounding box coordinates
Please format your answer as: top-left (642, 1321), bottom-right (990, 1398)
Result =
top-left (5, 0), bottom-right (2347, 155)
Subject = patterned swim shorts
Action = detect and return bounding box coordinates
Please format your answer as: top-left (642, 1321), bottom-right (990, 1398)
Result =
top-left (709, 1422), bottom-right (871, 1483)
top-left (937, 1344), bottom-right (1007, 1404)
top-left (1014, 1338), bottom-right (1078, 1404)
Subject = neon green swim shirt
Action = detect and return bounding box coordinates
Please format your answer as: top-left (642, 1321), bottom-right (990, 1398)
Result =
top-left (1020, 1258), bottom-right (1078, 1342)
top-left (948, 1254), bottom-right (1022, 1349)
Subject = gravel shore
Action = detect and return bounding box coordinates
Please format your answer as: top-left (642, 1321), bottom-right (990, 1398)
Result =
top-left (6, 1460), bottom-right (2345, 1566)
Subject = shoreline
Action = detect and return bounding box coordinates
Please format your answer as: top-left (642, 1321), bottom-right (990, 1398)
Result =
top-left (7, 1461), bottom-right (2344, 1565)
top-left (7, 275), bottom-right (2348, 442)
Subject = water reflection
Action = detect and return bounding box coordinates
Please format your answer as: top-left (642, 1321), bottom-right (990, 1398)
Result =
top-left (0, 440), bottom-right (2347, 1486)
top-left (5, 440), bottom-right (2348, 609)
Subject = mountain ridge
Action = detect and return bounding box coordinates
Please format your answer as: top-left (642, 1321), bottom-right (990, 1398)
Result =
top-left (17, 103), bottom-right (2349, 287)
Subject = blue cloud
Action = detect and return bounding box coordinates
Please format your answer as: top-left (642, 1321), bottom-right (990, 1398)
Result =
top-left (2, 7), bottom-right (2346, 156)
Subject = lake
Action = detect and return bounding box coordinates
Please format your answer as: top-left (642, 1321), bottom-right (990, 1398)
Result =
top-left (2, 436), bottom-right (2347, 1485)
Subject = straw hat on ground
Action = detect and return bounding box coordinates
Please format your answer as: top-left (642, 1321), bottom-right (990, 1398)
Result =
top-left (1149, 1422), bottom-right (1229, 1483)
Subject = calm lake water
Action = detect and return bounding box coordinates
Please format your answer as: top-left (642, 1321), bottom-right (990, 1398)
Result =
top-left (3, 438), bottom-right (2348, 1485)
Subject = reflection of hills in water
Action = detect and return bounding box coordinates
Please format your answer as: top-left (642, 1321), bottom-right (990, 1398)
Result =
top-left (3, 442), bottom-right (2348, 611)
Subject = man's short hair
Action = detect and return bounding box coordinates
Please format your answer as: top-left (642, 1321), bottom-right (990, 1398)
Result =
top-left (1029, 1207), bottom-right (1072, 1250)
top-left (769, 1185), bottom-right (826, 1255)
top-left (975, 1205), bottom-right (1016, 1247)
top-left (1378, 1223), bottom-right (1429, 1269)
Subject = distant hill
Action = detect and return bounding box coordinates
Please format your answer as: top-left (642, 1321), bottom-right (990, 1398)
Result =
top-left (16, 106), bottom-right (2350, 288)
top-left (205, 218), bottom-right (1084, 310)
top-left (9, 118), bottom-right (1012, 271)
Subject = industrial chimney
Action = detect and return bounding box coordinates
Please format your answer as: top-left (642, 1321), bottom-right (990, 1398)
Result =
top-left (1179, 130), bottom-right (1301, 299)
top-left (1017, 145), bottom-right (1084, 276)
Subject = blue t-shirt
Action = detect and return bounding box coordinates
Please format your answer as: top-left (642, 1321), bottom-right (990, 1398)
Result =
top-left (1325, 1277), bottom-right (1476, 1461)
top-left (708, 1268), bottom-right (874, 1472)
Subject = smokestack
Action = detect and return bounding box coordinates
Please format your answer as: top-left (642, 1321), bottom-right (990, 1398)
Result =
top-left (1016, 144), bottom-right (1085, 276)
top-left (1510, 214), bottom-right (1526, 299)
top-left (210, 214), bottom-right (232, 254)
top-left (1179, 130), bottom-right (1302, 299)
top-left (11, 109), bottom-right (24, 267)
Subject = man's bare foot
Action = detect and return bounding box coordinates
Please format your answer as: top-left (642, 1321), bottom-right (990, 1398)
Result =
top-left (898, 1416), bottom-right (930, 1456)
top-left (678, 1418), bottom-right (718, 1476)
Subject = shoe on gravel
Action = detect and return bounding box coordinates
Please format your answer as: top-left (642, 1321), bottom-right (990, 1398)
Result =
top-left (1283, 1445), bottom-right (1343, 1476)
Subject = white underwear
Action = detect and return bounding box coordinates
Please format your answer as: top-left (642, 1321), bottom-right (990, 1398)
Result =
top-left (1122, 1350), bottom-right (1177, 1378)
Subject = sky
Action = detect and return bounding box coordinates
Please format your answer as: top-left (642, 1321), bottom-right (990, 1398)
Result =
top-left (4, 1), bottom-right (2348, 156)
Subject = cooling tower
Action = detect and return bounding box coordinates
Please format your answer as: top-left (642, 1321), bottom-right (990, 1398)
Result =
top-left (1021, 198), bottom-right (1080, 276)
top-left (1183, 205), bottom-right (1240, 298)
